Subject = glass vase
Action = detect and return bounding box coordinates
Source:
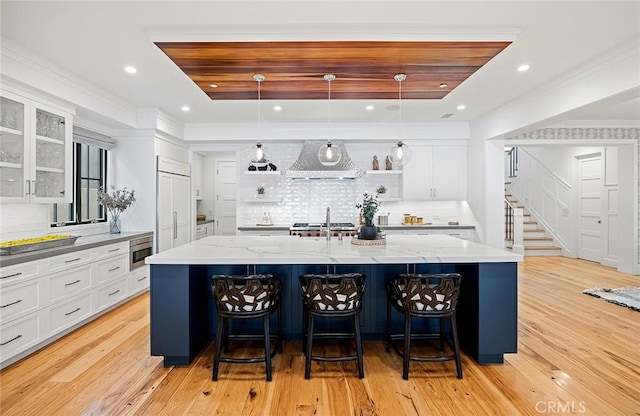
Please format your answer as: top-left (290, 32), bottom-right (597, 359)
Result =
top-left (109, 214), bottom-right (121, 234)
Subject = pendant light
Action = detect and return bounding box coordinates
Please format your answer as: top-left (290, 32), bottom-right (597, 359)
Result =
top-left (389, 73), bottom-right (411, 166)
top-left (250, 74), bottom-right (269, 167)
top-left (318, 74), bottom-right (342, 166)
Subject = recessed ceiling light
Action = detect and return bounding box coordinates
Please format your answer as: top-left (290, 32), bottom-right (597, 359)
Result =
top-left (124, 66), bottom-right (137, 74)
top-left (273, 105), bottom-right (282, 111)
top-left (209, 83), bottom-right (218, 88)
top-left (181, 105), bottom-right (190, 112)
top-left (366, 105), bottom-right (374, 111)
top-left (457, 104), bottom-right (466, 111)
top-left (439, 83), bottom-right (448, 88)
top-left (517, 64), bottom-right (530, 72)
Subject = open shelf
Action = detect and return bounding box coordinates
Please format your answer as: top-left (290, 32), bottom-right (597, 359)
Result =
top-left (365, 170), bottom-right (402, 175)
top-left (244, 170), bottom-right (281, 175)
top-left (245, 198), bottom-right (282, 203)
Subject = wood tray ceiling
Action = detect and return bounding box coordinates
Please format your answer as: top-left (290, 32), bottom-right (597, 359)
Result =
top-left (155, 41), bottom-right (511, 101)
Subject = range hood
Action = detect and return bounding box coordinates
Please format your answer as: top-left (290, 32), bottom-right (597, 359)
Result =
top-left (286, 140), bottom-right (363, 179)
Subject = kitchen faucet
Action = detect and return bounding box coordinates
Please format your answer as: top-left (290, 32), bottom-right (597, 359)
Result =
top-left (326, 206), bottom-right (331, 240)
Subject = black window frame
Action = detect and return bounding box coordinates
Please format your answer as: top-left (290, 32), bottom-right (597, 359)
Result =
top-left (51, 142), bottom-right (108, 227)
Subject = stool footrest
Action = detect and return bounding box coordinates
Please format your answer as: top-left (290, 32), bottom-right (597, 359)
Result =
top-left (311, 355), bottom-right (359, 362)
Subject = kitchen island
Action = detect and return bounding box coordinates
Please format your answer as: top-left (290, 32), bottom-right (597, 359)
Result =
top-left (146, 235), bottom-right (522, 366)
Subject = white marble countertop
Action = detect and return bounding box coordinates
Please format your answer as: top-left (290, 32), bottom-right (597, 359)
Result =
top-left (146, 234), bottom-right (522, 265)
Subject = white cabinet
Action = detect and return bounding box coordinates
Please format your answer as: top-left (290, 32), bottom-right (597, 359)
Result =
top-left (128, 266), bottom-right (150, 295)
top-left (194, 153), bottom-right (204, 200)
top-left (402, 146), bottom-right (466, 201)
top-left (196, 222), bottom-right (213, 240)
top-left (0, 89), bottom-right (73, 203)
top-left (383, 227), bottom-right (475, 241)
top-left (157, 158), bottom-right (191, 252)
top-left (0, 238), bottom-right (150, 369)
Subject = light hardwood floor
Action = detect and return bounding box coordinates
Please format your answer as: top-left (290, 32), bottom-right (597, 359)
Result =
top-left (1, 257), bottom-right (639, 415)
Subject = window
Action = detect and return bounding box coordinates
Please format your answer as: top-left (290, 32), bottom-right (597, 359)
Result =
top-left (51, 128), bottom-right (112, 226)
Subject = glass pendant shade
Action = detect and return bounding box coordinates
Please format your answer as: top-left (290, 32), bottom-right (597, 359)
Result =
top-left (251, 141), bottom-right (270, 167)
top-left (318, 140), bottom-right (342, 166)
top-left (389, 140), bottom-right (411, 166)
top-left (319, 74), bottom-right (342, 166)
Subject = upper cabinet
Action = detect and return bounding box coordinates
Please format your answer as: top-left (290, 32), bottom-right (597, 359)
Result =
top-left (402, 146), bottom-right (466, 201)
top-left (0, 89), bottom-right (73, 203)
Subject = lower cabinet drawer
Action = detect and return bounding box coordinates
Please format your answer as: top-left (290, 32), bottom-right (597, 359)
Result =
top-left (0, 261), bottom-right (44, 286)
top-left (96, 255), bottom-right (128, 285)
top-left (49, 294), bottom-right (92, 334)
top-left (49, 265), bottom-right (92, 304)
top-left (96, 279), bottom-right (128, 311)
top-left (0, 312), bottom-right (43, 362)
top-left (128, 266), bottom-right (150, 294)
top-left (0, 279), bottom-right (43, 325)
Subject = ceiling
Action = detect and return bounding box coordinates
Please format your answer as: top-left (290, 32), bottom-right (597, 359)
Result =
top-left (1, 1), bottom-right (639, 127)
top-left (155, 40), bottom-right (511, 100)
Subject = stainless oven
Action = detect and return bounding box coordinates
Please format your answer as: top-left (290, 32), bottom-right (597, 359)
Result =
top-left (130, 235), bottom-right (153, 270)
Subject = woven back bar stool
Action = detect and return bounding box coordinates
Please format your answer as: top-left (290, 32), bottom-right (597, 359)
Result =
top-left (299, 273), bottom-right (366, 379)
top-left (386, 273), bottom-right (463, 380)
top-left (210, 274), bottom-right (282, 382)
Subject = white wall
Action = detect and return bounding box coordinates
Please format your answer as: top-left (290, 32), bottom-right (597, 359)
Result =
top-left (112, 131), bottom-right (156, 233)
top-left (507, 127), bottom-right (638, 274)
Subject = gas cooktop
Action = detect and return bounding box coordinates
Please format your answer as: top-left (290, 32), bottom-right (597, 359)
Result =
top-left (290, 222), bottom-right (358, 237)
top-left (291, 222), bottom-right (357, 230)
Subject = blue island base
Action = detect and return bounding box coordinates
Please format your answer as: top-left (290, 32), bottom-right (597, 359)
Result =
top-left (150, 262), bottom-right (517, 366)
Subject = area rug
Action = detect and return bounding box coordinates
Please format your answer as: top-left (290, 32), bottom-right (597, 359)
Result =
top-left (582, 287), bottom-right (640, 312)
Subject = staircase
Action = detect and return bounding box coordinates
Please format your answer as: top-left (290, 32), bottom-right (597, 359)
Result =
top-left (504, 148), bottom-right (561, 256)
top-left (504, 193), bottom-right (562, 256)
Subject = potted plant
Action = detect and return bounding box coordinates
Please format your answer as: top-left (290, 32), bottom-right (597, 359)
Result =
top-left (376, 185), bottom-right (387, 195)
top-left (97, 186), bottom-right (136, 234)
top-left (256, 186), bottom-right (265, 199)
top-left (355, 192), bottom-right (381, 240)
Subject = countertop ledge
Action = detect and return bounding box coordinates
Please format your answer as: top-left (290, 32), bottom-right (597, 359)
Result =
top-left (237, 224), bottom-right (475, 232)
top-left (146, 234), bottom-right (521, 265)
top-left (0, 231), bottom-right (153, 268)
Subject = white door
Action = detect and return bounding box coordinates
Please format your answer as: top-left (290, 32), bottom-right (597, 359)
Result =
top-left (215, 161), bottom-right (237, 235)
top-left (577, 154), bottom-right (602, 262)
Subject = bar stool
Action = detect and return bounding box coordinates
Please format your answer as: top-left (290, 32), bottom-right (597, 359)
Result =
top-left (210, 274), bottom-right (282, 382)
top-left (299, 273), bottom-right (366, 379)
top-left (386, 273), bottom-right (463, 380)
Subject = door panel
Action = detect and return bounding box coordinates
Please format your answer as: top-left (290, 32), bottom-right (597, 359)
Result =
top-left (577, 155), bottom-right (602, 263)
top-left (215, 161), bottom-right (237, 235)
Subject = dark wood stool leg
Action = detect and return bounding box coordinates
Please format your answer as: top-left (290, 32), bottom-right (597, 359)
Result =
top-left (439, 317), bottom-right (445, 352)
top-left (302, 308), bottom-right (307, 354)
top-left (223, 319), bottom-right (230, 353)
top-left (263, 314), bottom-right (272, 382)
top-left (451, 314), bottom-right (463, 379)
top-left (305, 314), bottom-right (314, 379)
top-left (386, 300), bottom-right (392, 353)
top-left (277, 303), bottom-right (283, 354)
top-left (354, 313), bottom-right (364, 378)
top-left (213, 315), bottom-right (225, 381)
top-left (403, 313), bottom-right (411, 380)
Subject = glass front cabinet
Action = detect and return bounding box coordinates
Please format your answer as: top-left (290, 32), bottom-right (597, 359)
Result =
top-left (1, 89), bottom-right (73, 203)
